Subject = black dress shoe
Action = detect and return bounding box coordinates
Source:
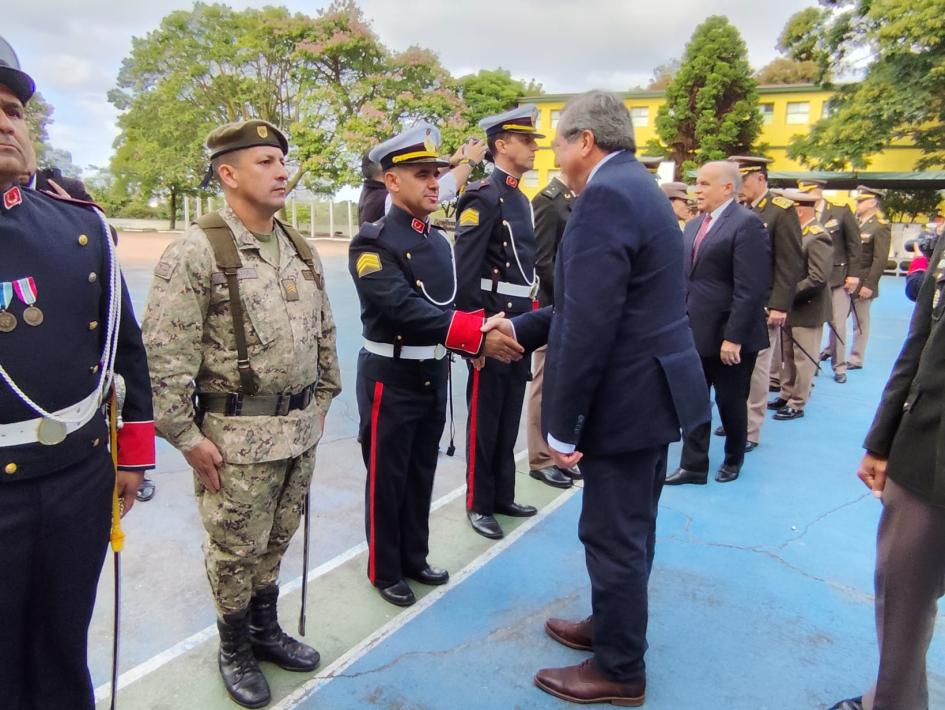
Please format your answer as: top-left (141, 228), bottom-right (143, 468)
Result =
top-left (820, 351), bottom-right (831, 362)
top-left (559, 464), bottom-right (583, 480)
top-left (468, 511), bottom-right (504, 539)
top-left (136, 474), bottom-right (156, 502)
top-left (767, 396), bottom-right (788, 410)
top-left (664, 467), bottom-right (708, 485)
top-left (495, 501), bottom-right (537, 517)
top-left (714, 425), bottom-right (726, 437)
top-left (846, 362), bottom-right (863, 370)
top-left (376, 580), bottom-right (416, 607)
top-left (715, 464), bottom-right (740, 483)
top-left (827, 698), bottom-right (864, 710)
top-left (744, 441), bottom-right (758, 453)
top-left (529, 466), bottom-right (573, 489)
top-left (773, 406), bottom-right (804, 420)
top-left (768, 383), bottom-right (780, 393)
top-left (834, 373), bottom-right (847, 383)
top-left (406, 566), bottom-right (449, 586)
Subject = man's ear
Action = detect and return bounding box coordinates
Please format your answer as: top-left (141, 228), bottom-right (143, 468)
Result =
top-left (383, 170), bottom-right (398, 193)
top-left (217, 163), bottom-right (239, 190)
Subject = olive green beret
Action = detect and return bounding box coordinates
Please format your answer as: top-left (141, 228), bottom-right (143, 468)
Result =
top-left (206, 119), bottom-right (288, 160)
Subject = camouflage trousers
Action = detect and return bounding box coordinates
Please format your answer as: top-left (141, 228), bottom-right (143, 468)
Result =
top-left (196, 446), bottom-right (317, 615)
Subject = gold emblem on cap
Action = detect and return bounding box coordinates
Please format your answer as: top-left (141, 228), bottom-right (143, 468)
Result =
top-left (423, 130), bottom-right (436, 153)
top-left (257, 125), bottom-right (268, 138)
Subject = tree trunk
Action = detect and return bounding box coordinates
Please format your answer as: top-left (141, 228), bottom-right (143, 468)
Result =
top-left (169, 188), bottom-right (178, 231)
top-left (286, 167), bottom-right (308, 196)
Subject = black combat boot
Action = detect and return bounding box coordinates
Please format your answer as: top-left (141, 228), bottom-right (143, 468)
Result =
top-left (249, 584), bottom-right (321, 672)
top-left (218, 609), bottom-right (271, 708)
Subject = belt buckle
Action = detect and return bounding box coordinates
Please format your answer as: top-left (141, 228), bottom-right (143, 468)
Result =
top-left (37, 417), bottom-right (68, 445)
top-left (302, 386), bottom-right (314, 409)
top-left (226, 392), bottom-right (243, 416)
top-left (276, 395), bottom-right (291, 416)
top-left (434, 344), bottom-right (447, 360)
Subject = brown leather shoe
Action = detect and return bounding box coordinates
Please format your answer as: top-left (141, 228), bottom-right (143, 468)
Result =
top-left (545, 616), bottom-right (594, 651)
top-left (534, 659), bottom-right (645, 706)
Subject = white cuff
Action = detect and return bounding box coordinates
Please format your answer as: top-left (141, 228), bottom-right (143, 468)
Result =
top-left (547, 433), bottom-right (575, 454)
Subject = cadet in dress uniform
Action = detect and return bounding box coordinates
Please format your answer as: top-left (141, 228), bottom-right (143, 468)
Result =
top-left (454, 106), bottom-right (543, 539)
top-left (728, 155), bottom-right (804, 450)
top-left (661, 181), bottom-right (693, 230)
top-left (768, 189), bottom-right (833, 420)
top-left (143, 120), bottom-right (341, 708)
top-left (349, 125), bottom-right (520, 607)
top-left (795, 179), bottom-right (861, 384)
top-left (848, 186), bottom-right (892, 370)
top-left (0, 40), bottom-right (155, 710)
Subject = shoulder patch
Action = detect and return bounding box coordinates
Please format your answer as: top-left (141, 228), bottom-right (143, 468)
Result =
top-left (459, 208), bottom-right (480, 226)
top-left (772, 196), bottom-right (794, 209)
top-left (154, 258), bottom-right (177, 281)
top-left (356, 252), bottom-right (382, 278)
top-left (465, 179), bottom-right (487, 192)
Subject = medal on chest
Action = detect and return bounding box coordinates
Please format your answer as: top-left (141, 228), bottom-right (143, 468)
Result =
top-left (13, 277), bottom-right (43, 326)
top-left (0, 282), bottom-right (16, 333)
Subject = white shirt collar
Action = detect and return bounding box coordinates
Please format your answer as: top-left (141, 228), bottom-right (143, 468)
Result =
top-left (586, 150), bottom-right (623, 186)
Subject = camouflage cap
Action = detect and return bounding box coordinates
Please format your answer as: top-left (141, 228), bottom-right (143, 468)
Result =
top-left (0, 36), bottom-right (35, 104)
top-left (206, 120), bottom-right (288, 160)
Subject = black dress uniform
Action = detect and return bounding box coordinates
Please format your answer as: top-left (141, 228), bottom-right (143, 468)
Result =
top-left (454, 106), bottom-right (543, 528)
top-left (350, 124), bottom-right (485, 605)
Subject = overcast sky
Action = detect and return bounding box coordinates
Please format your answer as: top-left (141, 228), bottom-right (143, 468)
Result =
top-left (7, 0), bottom-right (813, 172)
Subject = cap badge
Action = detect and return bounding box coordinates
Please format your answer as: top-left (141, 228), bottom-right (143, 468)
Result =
top-left (257, 125), bottom-right (268, 138)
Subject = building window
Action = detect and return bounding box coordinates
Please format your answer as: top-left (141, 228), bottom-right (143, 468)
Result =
top-left (759, 103), bottom-right (774, 124)
top-left (786, 102), bottom-right (810, 125)
top-left (550, 110), bottom-right (561, 129)
top-left (629, 106), bottom-right (649, 127)
top-left (523, 170), bottom-right (539, 188)
top-left (821, 101), bottom-right (836, 119)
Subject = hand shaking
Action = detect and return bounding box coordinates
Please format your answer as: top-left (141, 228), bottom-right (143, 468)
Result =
top-left (480, 312), bottom-right (524, 364)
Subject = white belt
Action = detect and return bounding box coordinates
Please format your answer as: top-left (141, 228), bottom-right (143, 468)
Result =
top-left (0, 390), bottom-right (103, 447)
top-left (480, 278), bottom-right (535, 298)
top-left (363, 339), bottom-right (447, 361)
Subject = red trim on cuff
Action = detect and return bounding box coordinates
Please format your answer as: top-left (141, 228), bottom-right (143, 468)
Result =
top-left (445, 309), bottom-right (485, 355)
top-left (117, 421), bottom-right (156, 469)
top-left (907, 256), bottom-right (928, 275)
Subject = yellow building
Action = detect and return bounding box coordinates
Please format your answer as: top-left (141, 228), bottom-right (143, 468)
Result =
top-left (517, 85), bottom-right (928, 199)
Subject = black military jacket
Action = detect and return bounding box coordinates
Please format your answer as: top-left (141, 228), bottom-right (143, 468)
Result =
top-left (349, 205), bottom-right (482, 389)
top-left (753, 191), bottom-right (804, 313)
top-left (532, 177), bottom-right (573, 307)
top-left (817, 200), bottom-right (861, 288)
top-left (0, 185), bottom-right (154, 481)
top-left (856, 212), bottom-right (892, 297)
top-left (454, 167), bottom-right (538, 316)
top-left (864, 238), bottom-right (945, 507)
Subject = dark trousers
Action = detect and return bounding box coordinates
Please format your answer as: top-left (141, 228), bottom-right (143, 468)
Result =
top-left (357, 374), bottom-right (447, 589)
top-left (465, 357), bottom-right (529, 514)
top-left (580, 445), bottom-right (667, 682)
top-left (680, 352), bottom-right (758, 471)
top-left (0, 450), bottom-right (114, 710)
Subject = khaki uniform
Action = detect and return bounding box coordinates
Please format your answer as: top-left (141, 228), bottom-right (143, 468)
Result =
top-left (143, 204), bottom-right (341, 613)
top-left (849, 211), bottom-right (892, 367)
top-left (819, 200), bottom-right (861, 375)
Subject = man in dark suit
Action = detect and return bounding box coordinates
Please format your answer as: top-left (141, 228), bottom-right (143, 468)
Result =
top-left (489, 90), bottom-right (710, 706)
top-left (828, 238), bottom-right (945, 710)
top-left (666, 161), bottom-right (772, 485)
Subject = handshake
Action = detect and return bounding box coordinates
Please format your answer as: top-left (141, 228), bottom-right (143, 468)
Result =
top-left (475, 313), bottom-right (524, 370)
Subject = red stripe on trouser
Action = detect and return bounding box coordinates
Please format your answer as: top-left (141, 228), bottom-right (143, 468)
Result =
top-left (466, 368), bottom-right (480, 511)
top-left (368, 381), bottom-right (384, 584)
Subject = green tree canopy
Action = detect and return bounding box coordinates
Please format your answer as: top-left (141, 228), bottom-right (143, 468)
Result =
top-left (457, 68), bottom-right (542, 131)
top-left (782, 0), bottom-right (945, 171)
top-left (646, 16), bottom-right (763, 178)
top-left (754, 57), bottom-right (820, 85)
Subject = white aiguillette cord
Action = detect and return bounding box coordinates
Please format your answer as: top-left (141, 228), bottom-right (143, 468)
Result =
top-left (0, 207), bottom-right (122, 423)
top-left (417, 230), bottom-right (458, 307)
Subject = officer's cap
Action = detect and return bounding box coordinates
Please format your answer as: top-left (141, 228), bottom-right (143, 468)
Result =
top-left (479, 105), bottom-right (545, 140)
top-left (639, 156), bottom-right (664, 174)
top-left (369, 123), bottom-right (450, 171)
top-left (660, 181), bottom-right (690, 201)
top-left (781, 188), bottom-right (818, 204)
top-left (797, 178), bottom-right (827, 192)
top-left (855, 185), bottom-right (886, 201)
top-left (727, 155), bottom-right (772, 175)
top-left (206, 120), bottom-right (288, 161)
top-left (0, 37), bottom-right (35, 105)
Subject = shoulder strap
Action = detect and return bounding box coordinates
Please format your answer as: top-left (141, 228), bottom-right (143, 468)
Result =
top-left (196, 213), bottom-right (257, 395)
top-left (275, 218), bottom-right (315, 270)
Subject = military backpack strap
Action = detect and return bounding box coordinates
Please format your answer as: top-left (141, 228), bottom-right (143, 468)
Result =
top-left (196, 212), bottom-right (258, 395)
top-left (276, 219), bottom-right (326, 289)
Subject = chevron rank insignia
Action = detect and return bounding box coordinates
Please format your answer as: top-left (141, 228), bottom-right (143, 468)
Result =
top-left (356, 252), bottom-right (382, 278)
top-left (459, 208), bottom-right (479, 227)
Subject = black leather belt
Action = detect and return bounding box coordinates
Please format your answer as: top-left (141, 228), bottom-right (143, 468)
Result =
top-left (196, 382), bottom-right (317, 417)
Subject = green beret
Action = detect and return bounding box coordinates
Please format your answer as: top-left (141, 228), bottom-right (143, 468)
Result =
top-left (206, 120), bottom-right (288, 160)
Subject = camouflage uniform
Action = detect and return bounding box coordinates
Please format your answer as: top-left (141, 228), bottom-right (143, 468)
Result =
top-left (143, 204), bottom-right (341, 614)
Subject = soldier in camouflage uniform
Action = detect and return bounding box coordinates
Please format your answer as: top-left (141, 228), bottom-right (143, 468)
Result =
top-left (142, 120), bottom-right (341, 708)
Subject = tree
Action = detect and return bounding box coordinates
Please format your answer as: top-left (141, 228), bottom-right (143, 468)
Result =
top-left (782, 0), bottom-right (945, 171)
top-left (646, 59), bottom-right (680, 91)
top-left (457, 68), bottom-right (543, 133)
top-left (882, 189), bottom-right (944, 224)
top-left (646, 16), bottom-right (763, 178)
top-left (754, 57), bottom-right (819, 85)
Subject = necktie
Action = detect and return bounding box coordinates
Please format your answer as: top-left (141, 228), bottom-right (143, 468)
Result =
top-left (692, 214), bottom-right (713, 261)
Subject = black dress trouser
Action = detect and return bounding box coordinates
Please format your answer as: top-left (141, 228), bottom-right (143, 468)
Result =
top-left (0, 449), bottom-right (114, 710)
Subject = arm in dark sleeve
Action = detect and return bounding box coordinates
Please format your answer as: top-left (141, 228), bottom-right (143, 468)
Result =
top-left (863, 222), bottom-right (891, 292)
top-left (863, 239), bottom-right (942, 455)
top-left (768, 207), bottom-right (804, 311)
top-left (841, 205), bottom-right (861, 275)
top-left (453, 191), bottom-right (494, 312)
top-left (794, 234), bottom-right (832, 303)
top-left (532, 193), bottom-right (558, 302)
top-left (349, 239), bottom-right (484, 355)
top-left (724, 216), bottom-right (772, 344)
top-left (510, 306), bottom-right (552, 351)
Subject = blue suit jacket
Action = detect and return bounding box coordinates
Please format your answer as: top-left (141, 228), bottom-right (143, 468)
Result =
top-left (513, 152), bottom-right (710, 455)
top-left (682, 201), bottom-right (772, 357)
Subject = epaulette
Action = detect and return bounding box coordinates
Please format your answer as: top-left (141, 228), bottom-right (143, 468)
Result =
top-left (37, 188), bottom-right (102, 212)
top-left (771, 195), bottom-right (794, 210)
top-left (358, 218), bottom-right (385, 240)
top-left (877, 215), bottom-right (889, 225)
top-left (464, 179), bottom-right (492, 193)
top-left (540, 182), bottom-right (561, 200)
top-left (807, 224), bottom-right (826, 235)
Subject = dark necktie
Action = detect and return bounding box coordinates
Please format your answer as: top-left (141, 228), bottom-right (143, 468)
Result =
top-left (692, 214), bottom-right (713, 261)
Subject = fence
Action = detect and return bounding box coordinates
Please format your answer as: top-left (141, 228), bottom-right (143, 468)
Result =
top-left (180, 195), bottom-right (356, 238)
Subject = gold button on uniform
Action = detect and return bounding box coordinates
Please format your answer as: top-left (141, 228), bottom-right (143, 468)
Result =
top-left (4, 463), bottom-right (17, 474)
top-left (78, 234), bottom-right (89, 246)
top-left (88, 321), bottom-right (99, 330)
